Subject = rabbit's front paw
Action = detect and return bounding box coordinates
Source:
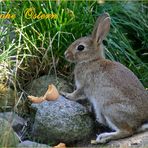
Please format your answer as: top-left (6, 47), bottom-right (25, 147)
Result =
top-left (60, 91), bottom-right (75, 100)
top-left (60, 91), bottom-right (67, 97)
top-left (96, 133), bottom-right (111, 144)
top-left (66, 93), bottom-right (76, 100)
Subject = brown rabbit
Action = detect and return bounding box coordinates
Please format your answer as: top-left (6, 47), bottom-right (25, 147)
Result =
top-left (63, 13), bottom-right (148, 143)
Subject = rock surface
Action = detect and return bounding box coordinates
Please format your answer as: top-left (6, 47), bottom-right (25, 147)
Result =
top-left (108, 131), bottom-right (148, 147)
top-left (0, 112), bottom-right (26, 137)
top-left (26, 75), bottom-right (72, 97)
top-left (73, 131), bottom-right (148, 147)
top-left (17, 140), bottom-right (50, 147)
top-left (0, 117), bottom-right (19, 147)
top-left (31, 95), bottom-right (94, 144)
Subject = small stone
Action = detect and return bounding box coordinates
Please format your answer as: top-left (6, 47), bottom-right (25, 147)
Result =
top-left (91, 140), bottom-right (97, 144)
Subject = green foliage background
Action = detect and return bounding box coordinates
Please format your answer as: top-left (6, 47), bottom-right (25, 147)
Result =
top-left (0, 0), bottom-right (148, 88)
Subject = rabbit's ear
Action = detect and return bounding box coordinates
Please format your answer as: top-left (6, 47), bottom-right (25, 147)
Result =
top-left (92, 13), bottom-right (110, 45)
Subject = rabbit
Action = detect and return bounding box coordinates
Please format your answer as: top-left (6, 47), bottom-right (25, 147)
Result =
top-left (62, 12), bottom-right (148, 144)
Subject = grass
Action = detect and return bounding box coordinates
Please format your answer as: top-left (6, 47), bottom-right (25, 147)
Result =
top-left (0, 0), bottom-right (147, 89)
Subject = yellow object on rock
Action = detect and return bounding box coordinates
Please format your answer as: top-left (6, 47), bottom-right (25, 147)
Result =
top-left (28, 84), bottom-right (59, 103)
top-left (53, 143), bottom-right (66, 148)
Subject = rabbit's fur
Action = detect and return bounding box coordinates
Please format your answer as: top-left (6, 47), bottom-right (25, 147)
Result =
top-left (63, 13), bottom-right (148, 143)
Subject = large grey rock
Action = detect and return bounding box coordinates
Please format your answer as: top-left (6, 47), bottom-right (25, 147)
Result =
top-left (17, 140), bottom-right (50, 147)
top-left (26, 75), bottom-right (72, 97)
top-left (31, 96), bottom-right (94, 144)
top-left (0, 117), bottom-right (19, 147)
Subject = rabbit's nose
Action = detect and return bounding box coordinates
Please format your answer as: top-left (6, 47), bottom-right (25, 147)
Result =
top-left (64, 50), bottom-right (73, 59)
top-left (64, 51), bottom-right (68, 57)
top-left (64, 51), bottom-right (71, 57)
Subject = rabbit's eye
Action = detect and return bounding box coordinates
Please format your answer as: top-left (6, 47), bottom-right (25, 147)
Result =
top-left (77, 45), bottom-right (85, 51)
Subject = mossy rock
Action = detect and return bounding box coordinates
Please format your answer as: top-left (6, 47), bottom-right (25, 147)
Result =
top-left (26, 75), bottom-right (73, 97)
top-left (31, 96), bottom-right (95, 144)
